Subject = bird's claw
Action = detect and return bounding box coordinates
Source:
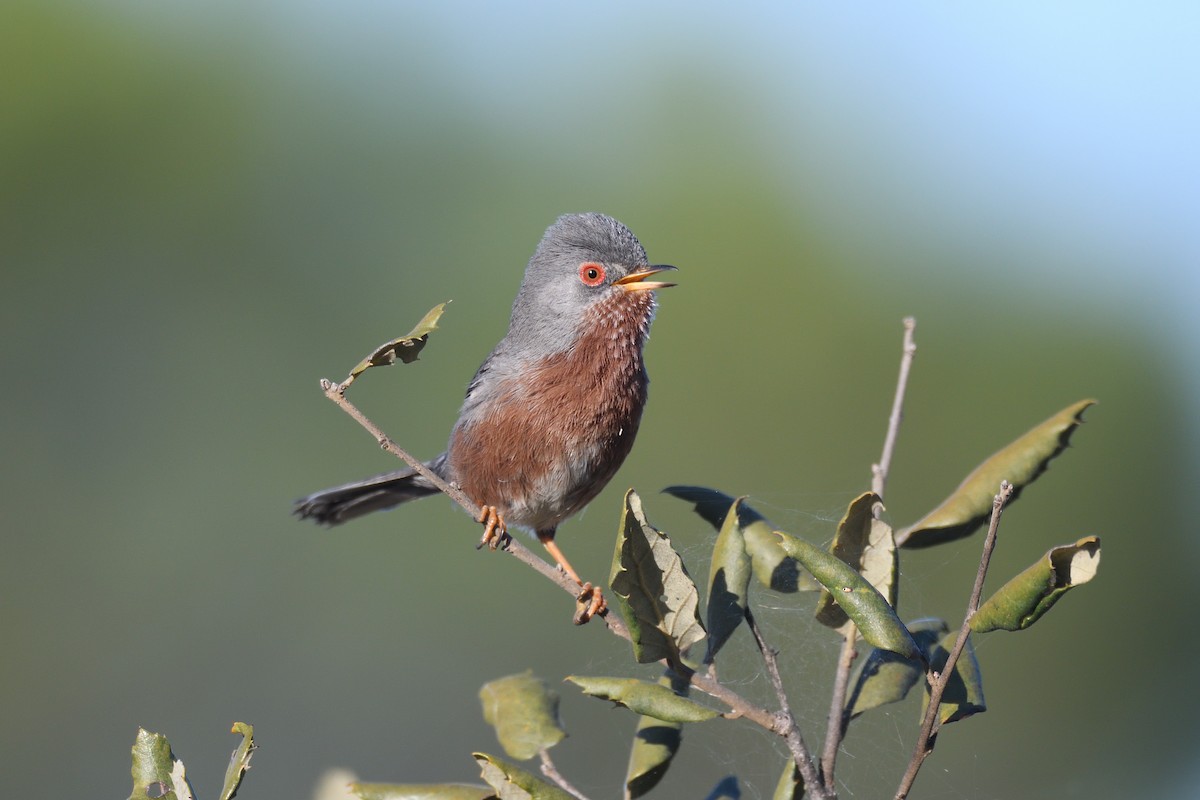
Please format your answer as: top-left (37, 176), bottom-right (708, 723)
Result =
top-left (572, 583), bottom-right (606, 625)
top-left (476, 505), bottom-right (510, 551)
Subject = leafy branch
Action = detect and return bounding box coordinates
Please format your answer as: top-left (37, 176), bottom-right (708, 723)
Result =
top-left (281, 308), bottom-right (1101, 799)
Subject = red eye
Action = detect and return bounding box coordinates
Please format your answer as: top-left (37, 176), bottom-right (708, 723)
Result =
top-left (579, 262), bottom-right (606, 287)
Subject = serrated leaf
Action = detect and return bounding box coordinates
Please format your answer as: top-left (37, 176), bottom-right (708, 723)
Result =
top-left (350, 783), bottom-right (495, 800)
top-left (845, 618), bottom-right (949, 719)
top-left (343, 303), bottom-right (448, 387)
top-left (774, 531), bottom-right (919, 659)
top-left (899, 399), bottom-right (1096, 548)
top-left (705, 498), bottom-right (753, 662)
top-left (814, 493), bottom-right (897, 631)
top-left (970, 536), bottom-right (1101, 632)
top-left (128, 728), bottom-right (194, 800)
top-left (664, 486), bottom-right (818, 592)
top-left (473, 753), bottom-right (573, 800)
top-left (220, 722), bottom-right (255, 800)
top-left (625, 673), bottom-right (688, 800)
top-left (610, 489), bottom-right (706, 663)
top-left (923, 631), bottom-right (986, 724)
top-left (565, 676), bottom-right (721, 723)
top-left (479, 671), bottom-right (566, 760)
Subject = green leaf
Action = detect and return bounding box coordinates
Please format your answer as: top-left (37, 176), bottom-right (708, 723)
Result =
top-left (772, 761), bottom-right (805, 800)
top-left (610, 489), bottom-right (706, 664)
top-left (664, 486), bottom-right (818, 592)
top-left (970, 536), bottom-right (1101, 633)
top-left (219, 722), bottom-right (256, 800)
top-left (343, 303), bottom-right (448, 387)
top-left (774, 531), bottom-right (919, 659)
top-left (565, 676), bottom-right (721, 723)
top-left (704, 498), bottom-right (753, 662)
top-left (479, 671), bottom-right (566, 760)
top-left (845, 618), bottom-right (949, 719)
top-left (473, 753), bottom-right (574, 800)
top-left (350, 784), bottom-right (495, 800)
top-left (924, 631), bottom-right (986, 724)
top-left (814, 493), bottom-right (897, 632)
top-left (128, 728), bottom-right (194, 800)
top-left (625, 673), bottom-right (688, 800)
top-left (899, 399), bottom-right (1096, 548)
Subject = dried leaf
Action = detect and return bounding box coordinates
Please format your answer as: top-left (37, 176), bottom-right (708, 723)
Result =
top-left (774, 531), bottom-right (918, 659)
top-left (343, 303), bottom-right (448, 387)
top-left (704, 498), bottom-right (753, 662)
top-left (970, 536), bottom-right (1101, 633)
top-left (565, 676), bottom-right (721, 723)
top-left (814, 493), bottom-right (897, 631)
top-left (899, 399), bottom-right (1096, 547)
top-left (479, 671), bottom-right (565, 760)
top-left (473, 753), bottom-right (573, 800)
top-left (609, 489), bottom-right (706, 663)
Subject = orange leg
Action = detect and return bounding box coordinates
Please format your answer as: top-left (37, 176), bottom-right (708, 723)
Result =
top-left (539, 532), bottom-right (607, 625)
top-left (476, 505), bottom-right (511, 551)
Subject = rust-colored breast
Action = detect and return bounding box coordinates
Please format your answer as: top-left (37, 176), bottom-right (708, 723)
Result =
top-left (448, 291), bottom-right (655, 534)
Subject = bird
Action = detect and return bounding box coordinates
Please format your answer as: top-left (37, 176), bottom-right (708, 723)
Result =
top-left (295, 212), bottom-right (675, 623)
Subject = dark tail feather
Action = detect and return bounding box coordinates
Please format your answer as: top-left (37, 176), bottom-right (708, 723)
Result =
top-left (294, 456), bottom-right (446, 526)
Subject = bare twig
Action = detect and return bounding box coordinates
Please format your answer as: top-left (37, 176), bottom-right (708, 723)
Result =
top-left (822, 317), bottom-right (916, 791)
top-left (745, 609), bottom-right (828, 799)
top-left (872, 317), bottom-right (917, 499)
top-left (894, 480), bottom-right (1014, 800)
top-left (539, 749), bottom-right (590, 800)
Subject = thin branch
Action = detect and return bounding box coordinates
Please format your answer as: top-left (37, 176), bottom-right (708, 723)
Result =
top-left (539, 749), bottom-right (590, 800)
top-left (894, 480), bottom-right (1014, 800)
top-left (822, 317), bottom-right (916, 792)
top-left (819, 632), bottom-right (858, 790)
top-left (872, 317), bottom-right (917, 499)
top-left (745, 608), bottom-right (828, 800)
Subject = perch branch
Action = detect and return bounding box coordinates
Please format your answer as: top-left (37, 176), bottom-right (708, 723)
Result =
top-left (318, 378), bottom-right (630, 641)
top-left (894, 480), bottom-right (1013, 800)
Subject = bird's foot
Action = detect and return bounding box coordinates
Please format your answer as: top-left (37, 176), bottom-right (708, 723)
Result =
top-left (573, 583), bottom-right (606, 625)
top-left (476, 505), bottom-right (511, 551)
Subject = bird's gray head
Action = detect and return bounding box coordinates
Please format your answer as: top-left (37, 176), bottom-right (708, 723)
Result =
top-left (504, 213), bottom-right (675, 356)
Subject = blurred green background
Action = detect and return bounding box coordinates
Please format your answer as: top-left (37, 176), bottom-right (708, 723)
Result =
top-left (4, 2), bottom-right (1198, 798)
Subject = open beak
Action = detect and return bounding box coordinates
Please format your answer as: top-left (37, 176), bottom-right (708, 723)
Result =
top-left (613, 264), bottom-right (678, 292)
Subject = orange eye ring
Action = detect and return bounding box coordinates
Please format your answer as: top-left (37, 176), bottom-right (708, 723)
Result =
top-left (579, 262), bottom-right (606, 287)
